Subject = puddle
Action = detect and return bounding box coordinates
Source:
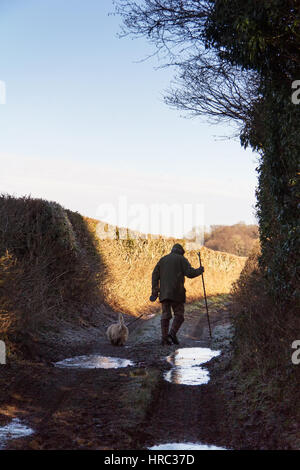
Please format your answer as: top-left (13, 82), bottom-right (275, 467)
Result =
top-left (55, 354), bottom-right (134, 369)
top-left (164, 347), bottom-right (221, 385)
top-left (0, 418), bottom-right (34, 449)
top-left (149, 442), bottom-right (226, 450)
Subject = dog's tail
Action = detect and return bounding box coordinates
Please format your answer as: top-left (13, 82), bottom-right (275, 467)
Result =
top-left (118, 313), bottom-right (125, 326)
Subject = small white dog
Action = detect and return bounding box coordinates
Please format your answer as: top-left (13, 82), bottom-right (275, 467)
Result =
top-left (106, 313), bottom-right (129, 346)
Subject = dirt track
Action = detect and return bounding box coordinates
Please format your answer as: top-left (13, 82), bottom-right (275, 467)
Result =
top-left (0, 296), bottom-right (233, 450)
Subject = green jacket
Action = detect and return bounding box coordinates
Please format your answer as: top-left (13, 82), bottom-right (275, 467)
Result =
top-left (151, 244), bottom-right (203, 303)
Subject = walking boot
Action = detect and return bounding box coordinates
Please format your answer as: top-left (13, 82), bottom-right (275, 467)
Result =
top-left (168, 316), bottom-right (184, 345)
top-left (161, 319), bottom-right (172, 345)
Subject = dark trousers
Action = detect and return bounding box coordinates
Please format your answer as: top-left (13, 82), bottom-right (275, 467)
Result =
top-left (161, 300), bottom-right (184, 321)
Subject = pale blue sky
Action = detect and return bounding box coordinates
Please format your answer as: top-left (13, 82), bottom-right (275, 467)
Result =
top-left (0, 0), bottom-right (258, 234)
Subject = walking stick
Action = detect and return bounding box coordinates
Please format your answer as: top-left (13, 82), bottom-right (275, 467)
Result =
top-left (197, 252), bottom-right (212, 339)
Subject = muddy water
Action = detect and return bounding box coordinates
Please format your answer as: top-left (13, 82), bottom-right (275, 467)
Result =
top-left (0, 418), bottom-right (34, 449)
top-left (164, 347), bottom-right (221, 386)
top-left (55, 354), bottom-right (134, 369)
top-left (148, 347), bottom-right (226, 450)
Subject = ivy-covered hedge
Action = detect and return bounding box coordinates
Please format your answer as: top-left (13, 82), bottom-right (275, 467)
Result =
top-left (206, 0), bottom-right (300, 307)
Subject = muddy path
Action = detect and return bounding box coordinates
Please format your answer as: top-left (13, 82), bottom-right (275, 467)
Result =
top-left (137, 309), bottom-right (231, 450)
top-left (0, 295), bottom-right (233, 450)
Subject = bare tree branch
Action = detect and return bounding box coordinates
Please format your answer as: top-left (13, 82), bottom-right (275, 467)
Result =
top-left (114, 1), bottom-right (262, 132)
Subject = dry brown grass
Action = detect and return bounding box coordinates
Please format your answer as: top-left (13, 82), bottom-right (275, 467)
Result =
top-left (86, 218), bottom-right (246, 315)
top-left (0, 195), bottom-right (246, 357)
top-left (231, 240), bottom-right (300, 374)
top-left (228, 241), bottom-right (300, 448)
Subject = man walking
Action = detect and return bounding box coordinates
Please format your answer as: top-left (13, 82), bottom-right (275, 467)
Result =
top-left (150, 243), bottom-right (204, 345)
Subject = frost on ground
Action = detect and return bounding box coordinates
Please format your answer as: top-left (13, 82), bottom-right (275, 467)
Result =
top-left (211, 324), bottom-right (234, 352)
top-left (149, 442), bottom-right (226, 450)
top-left (0, 418), bottom-right (34, 449)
